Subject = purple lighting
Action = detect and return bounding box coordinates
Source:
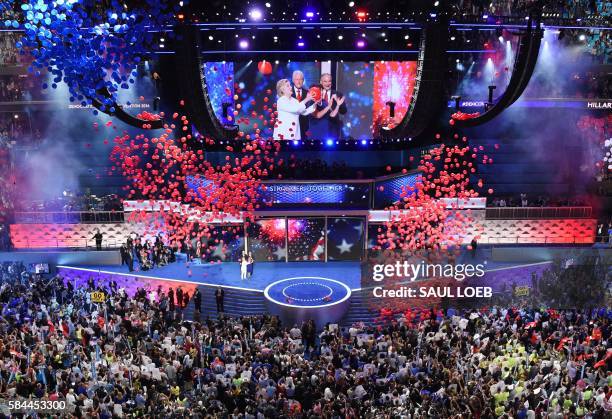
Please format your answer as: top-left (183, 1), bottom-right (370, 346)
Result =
top-left (356, 40), bottom-right (366, 48)
top-left (305, 11), bottom-right (314, 18)
top-left (297, 41), bottom-right (305, 47)
top-left (239, 39), bottom-right (249, 49)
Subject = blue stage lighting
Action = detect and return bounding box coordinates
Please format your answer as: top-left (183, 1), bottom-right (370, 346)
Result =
top-left (361, 139), bottom-right (367, 145)
top-left (293, 140), bottom-right (300, 146)
top-left (326, 139), bottom-right (334, 146)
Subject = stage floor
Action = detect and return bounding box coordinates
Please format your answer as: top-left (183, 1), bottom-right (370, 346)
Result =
top-left (58, 261), bottom-right (363, 292)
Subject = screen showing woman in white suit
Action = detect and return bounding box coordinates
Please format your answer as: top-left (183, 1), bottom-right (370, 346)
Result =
top-left (273, 78), bottom-right (315, 141)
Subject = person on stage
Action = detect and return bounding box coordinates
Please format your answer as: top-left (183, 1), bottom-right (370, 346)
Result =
top-left (215, 286), bottom-right (225, 313)
top-left (273, 78), bottom-right (315, 141)
top-left (309, 73), bottom-right (347, 140)
top-left (291, 70), bottom-right (311, 139)
top-left (92, 228), bottom-right (104, 250)
top-left (240, 251), bottom-right (249, 280)
top-left (247, 252), bottom-right (254, 278)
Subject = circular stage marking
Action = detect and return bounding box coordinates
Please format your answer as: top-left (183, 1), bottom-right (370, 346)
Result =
top-left (281, 282), bottom-right (333, 302)
top-left (264, 276), bottom-right (352, 308)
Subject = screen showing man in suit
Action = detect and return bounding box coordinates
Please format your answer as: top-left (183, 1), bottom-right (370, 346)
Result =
top-left (205, 61), bottom-right (417, 140)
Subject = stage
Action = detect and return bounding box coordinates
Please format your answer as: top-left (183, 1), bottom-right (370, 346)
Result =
top-left (56, 261), bottom-right (363, 292)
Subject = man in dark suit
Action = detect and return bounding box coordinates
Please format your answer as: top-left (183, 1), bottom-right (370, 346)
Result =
top-left (309, 73), bottom-right (347, 140)
top-left (215, 287), bottom-right (225, 313)
top-left (291, 70), bottom-right (310, 140)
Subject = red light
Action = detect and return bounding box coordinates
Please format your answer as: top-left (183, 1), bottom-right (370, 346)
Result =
top-left (356, 10), bottom-right (367, 21)
top-left (177, 13), bottom-right (185, 20)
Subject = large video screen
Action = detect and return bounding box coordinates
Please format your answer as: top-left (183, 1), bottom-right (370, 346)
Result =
top-left (185, 176), bottom-right (371, 209)
top-left (260, 182), bottom-right (371, 209)
top-left (205, 61), bottom-right (417, 140)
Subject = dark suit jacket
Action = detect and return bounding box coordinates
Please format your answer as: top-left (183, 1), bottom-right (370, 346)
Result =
top-left (310, 88), bottom-right (348, 140)
top-left (291, 85), bottom-right (311, 139)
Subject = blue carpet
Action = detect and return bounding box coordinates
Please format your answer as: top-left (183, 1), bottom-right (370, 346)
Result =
top-left (69, 261), bottom-right (363, 291)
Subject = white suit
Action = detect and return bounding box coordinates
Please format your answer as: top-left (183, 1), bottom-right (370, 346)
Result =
top-left (273, 95), bottom-right (315, 140)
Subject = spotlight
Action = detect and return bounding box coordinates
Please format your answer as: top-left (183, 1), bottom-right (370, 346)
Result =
top-left (305, 11), bottom-right (314, 18)
top-left (404, 35), bottom-right (410, 40)
top-left (293, 140), bottom-right (299, 146)
top-left (297, 41), bottom-right (305, 47)
top-left (450, 36), bottom-right (455, 40)
top-left (357, 10), bottom-right (367, 21)
top-left (356, 40), bottom-right (366, 48)
top-left (249, 9), bottom-right (263, 20)
top-left (208, 35), bottom-right (214, 40)
top-left (434, 0), bottom-right (439, 5)
top-left (349, 1), bottom-right (354, 6)
top-left (482, 14), bottom-right (488, 19)
top-left (579, 34), bottom-right (586, 41)
top-left (239, 39), bottom-right (249, 49)
top-left (498, 36), bottom-right (504, 42)
top-left (361, 139), bottom-right (367, 145)
top-left (326, 139), bottom-right (334, 146)
top-left (338, 35), bottom-right (343, 40)
top-left (265, 2), bottom-right (271, 7)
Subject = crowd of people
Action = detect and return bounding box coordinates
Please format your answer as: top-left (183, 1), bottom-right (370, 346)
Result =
top-left (455, 0), bottom-right (609, 19)
top-left (0, 33), bottom-right (26, 66)
top-left (0, 262), bottom-right (609, 417)
top-left (14, 193), bottom-right (124, 213)
top-left (0, 111), bottom-right (35, 150)
top-left (119, 233), bottom-right (176, 272)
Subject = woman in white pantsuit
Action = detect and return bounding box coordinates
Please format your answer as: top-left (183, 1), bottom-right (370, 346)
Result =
top-left (273, 78), bottom-right (315, 141)
top-left (240, 252), bottom-right (248, 280)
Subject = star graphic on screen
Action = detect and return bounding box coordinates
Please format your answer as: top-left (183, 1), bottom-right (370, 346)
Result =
top-left (336, 239), bottom-right (354, 254)
top-left (273, 245), bottom-right (287, 260)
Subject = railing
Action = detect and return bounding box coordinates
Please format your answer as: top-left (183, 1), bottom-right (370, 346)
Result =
top-left (9, 239), bottom-right (123, 250)
top-left (478, 235), bottom-right (596, 245)
top-left (485, 206), bottom-right (592, 220)
top-left (13, 206), bottom-right (595, 224)
top-left (13, 211), bottom-right (125, 224)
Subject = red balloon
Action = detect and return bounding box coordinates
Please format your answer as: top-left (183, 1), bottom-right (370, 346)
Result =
top-left (257, 61), bottom-right (273, 75)
top-left (308, 86), bottom-right (322, 102)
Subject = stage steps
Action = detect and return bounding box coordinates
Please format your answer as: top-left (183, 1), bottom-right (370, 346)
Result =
top-left (340, 289), bottom-right (379, 327)
top-left (182, 286), bottom-right (266, 321)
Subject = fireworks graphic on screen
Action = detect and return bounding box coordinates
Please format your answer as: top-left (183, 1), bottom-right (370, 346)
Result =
top-left (372, 61), bottom-right (417, 134)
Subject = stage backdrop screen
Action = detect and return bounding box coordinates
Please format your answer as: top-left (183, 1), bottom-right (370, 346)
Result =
top-left (374, 172), bottom-right (421, 209)
top-left (204, 61), bottom-right (417, 140)
top-left (288, 218), bottom-right (326, 261)
top-left (247, 218), bottom-right (287, 261)
top-left (327, 217), bottom-right (365, 261)
top-left (185, 176), bottom-right (371, 209)
top-left (260, 182), bottom-right (371, 209)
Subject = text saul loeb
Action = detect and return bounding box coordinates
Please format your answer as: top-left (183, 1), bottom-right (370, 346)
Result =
top-left (372, 286), bottom-right (493, 298)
